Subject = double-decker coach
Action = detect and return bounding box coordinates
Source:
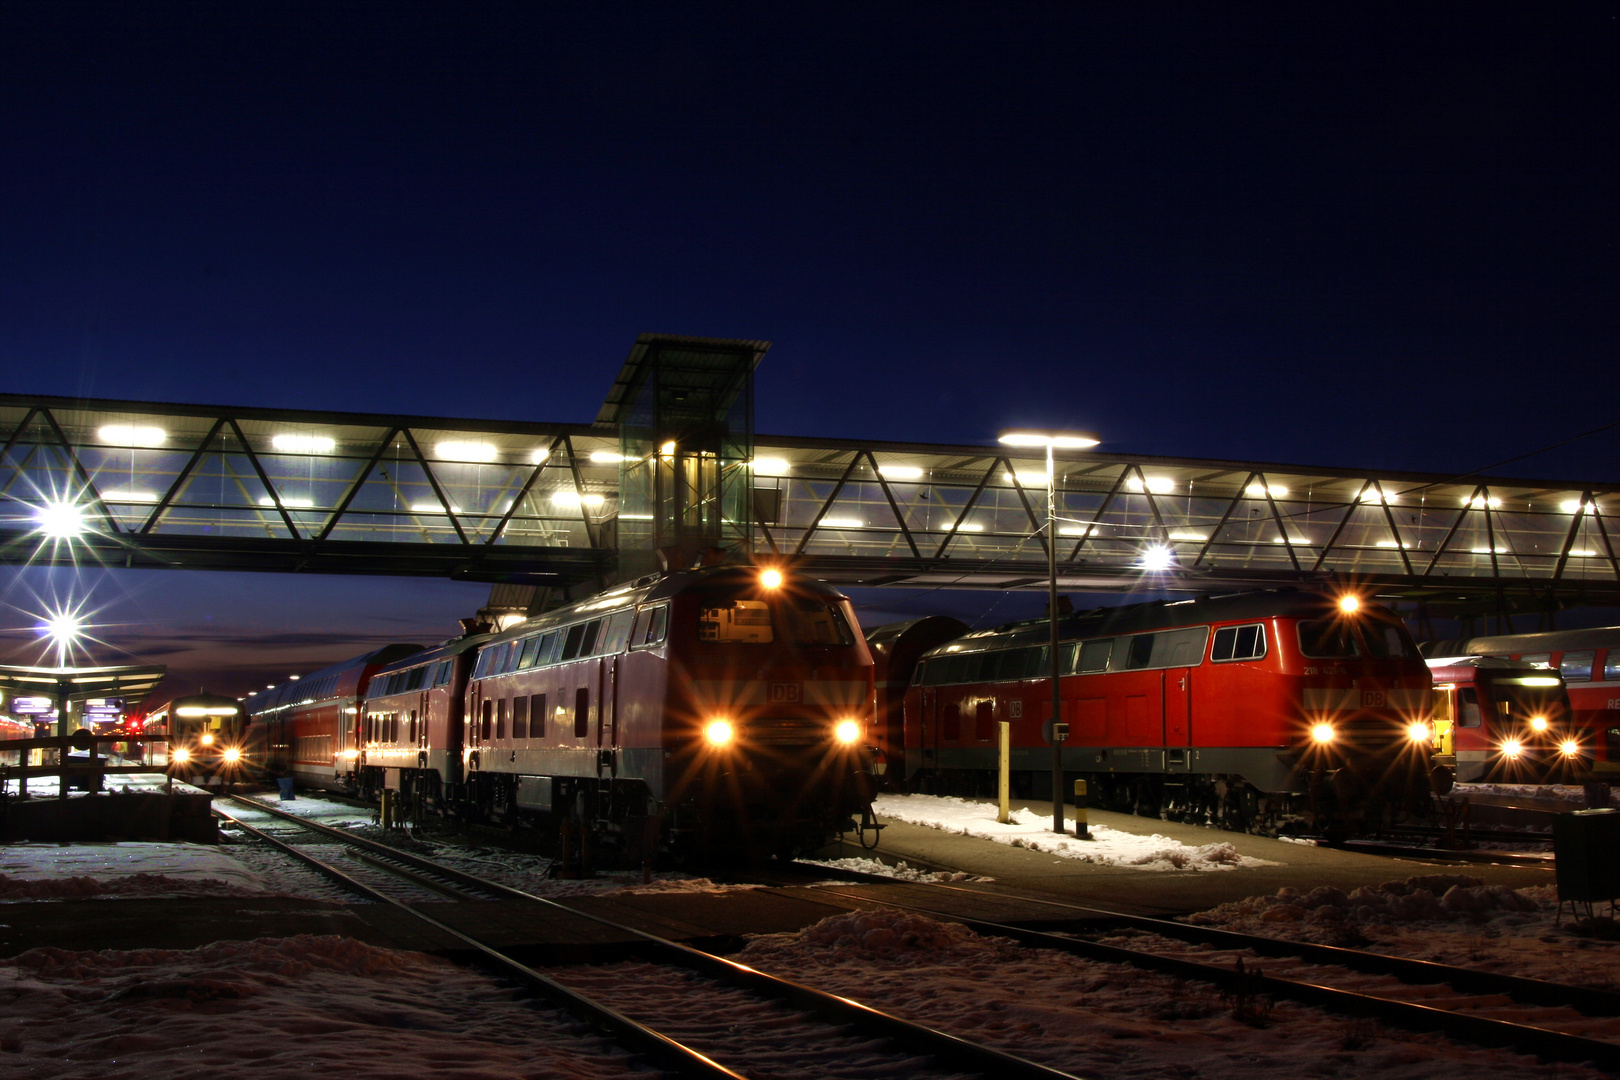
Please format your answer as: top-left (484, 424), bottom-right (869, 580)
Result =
top-left (900, 589), bottom-right (1435, 834)
top-left (244, 644), bottom-right (423, 792)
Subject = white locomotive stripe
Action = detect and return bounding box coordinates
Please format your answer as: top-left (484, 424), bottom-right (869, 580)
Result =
top-left (1302, 687), bottom-right (1427, 711)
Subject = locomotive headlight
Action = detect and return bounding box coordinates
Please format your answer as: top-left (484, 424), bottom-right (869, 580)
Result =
top-left (759, 568), bottom-right (783, 589)
top-left (1530, 716), bottom-right (1549, 732)
top-left (172, 747), bottom-right (191, 763)
top-left (1502, 739), bottom-right (1524, 759)
top-left (1310, 723), bottom-right (1335, 744)
top-left (1561, 740), bottom-right (1581, 757)
top-left (834, 719), bottom-right (861, 745)
top-left (200, 732), bottom-right (214, 746)
top-left (1338, 594), bottom-right (1361, 614)
top-left (703, 719), bottom-right (735, 747)
top-left (222, 747), bottom-right (242, 764)
top-left (1406, 721), bottom-right (1432, 744)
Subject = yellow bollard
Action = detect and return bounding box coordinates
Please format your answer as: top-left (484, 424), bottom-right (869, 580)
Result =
top-left (997, 721), bottom-right (1011, 823)
top-left (1073, 779), bottom-right (1090, 839)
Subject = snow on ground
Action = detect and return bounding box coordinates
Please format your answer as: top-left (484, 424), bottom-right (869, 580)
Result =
top-left (873, 792), bottom-right (1279, 871)
top-left (728, 905), bottom-right (1609, 1079)
top-left (0, 935), bottom-right (653, 1079)
top-left (0, 842), bottom-right (274, 900)
top-left (1186, 873), bottom-right (1620, 989)
top-left (801, 856), bottom-right (991, 883)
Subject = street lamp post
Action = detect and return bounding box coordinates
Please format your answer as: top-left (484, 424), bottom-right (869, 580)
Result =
top-left (998, 429), bottom-right (1099, 835)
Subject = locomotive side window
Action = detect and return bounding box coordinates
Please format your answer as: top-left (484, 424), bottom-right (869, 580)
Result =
top-left (1521, 652), bottom-right (1551, 668)
top-left (495, 698), bottom-right (507, 740)
top-left (781, 597), bottom-right (855, 645)
top-left (1076, 640), bottom-right (1113, 673)
top-left (1124, 634), bottom-right (1157, 670)
top-left (1561, 650), bottom-right (1595, 681)
top-left (579, 619), bottom-right (604, 657)
top-left (561, 623), bottom-right (587, 660)
top-left (538, 630), bottom-right (563, 665)
top-left (1298, 619), bottom-right (1360, 658)
top-left (1211, 624), bottom-right (1266, 662)
top-left (433, 660), bottom-right (452, 687)
top-left (480, 699), bottom-right (493, 741)
top-left (512, 695), bottom-right (529, 738)
top-left (518, 636), bottom-right (543, 669)
top-left (700, 600), bottom-right (774, 643)
top-left (601, 610), bottom-right (635, 654)
top-left (573, 687), bottom-right (589, 738)
top-left (631, 604), bottom-right (670, 649)
top-left (530, 693), bottom-right (546, 737)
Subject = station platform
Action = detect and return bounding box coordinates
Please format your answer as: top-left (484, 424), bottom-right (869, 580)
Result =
top-left (0, 795), bottom-right (1556, 962)
top-left (0, 771), bottom-right (217, 844)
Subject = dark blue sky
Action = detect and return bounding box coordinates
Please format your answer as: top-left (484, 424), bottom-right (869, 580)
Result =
top-left (2, 2), bottom-right (1616, 695)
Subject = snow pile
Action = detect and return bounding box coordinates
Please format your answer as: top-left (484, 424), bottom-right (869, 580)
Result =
top-left (533, 874), bottom-right (766, 898)
top-left (800, 856), bottom-right (989, 882)
top-left (873, 793), bottom-right (1278, 871)
top-left (1189, 874), bottom-right (1549, 933)
top-left (0, 871), bottom-right (266, 902)
top-left (1455, 782), bottom-right (1614, 808)
top-left (740, 908), bottom-right (1020, 967)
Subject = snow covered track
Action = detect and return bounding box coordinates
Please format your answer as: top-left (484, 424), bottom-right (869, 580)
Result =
top-left (801, 878), bottom-right (1620, 1072)
top-left (214, 796), bottom-right (1084, 1078)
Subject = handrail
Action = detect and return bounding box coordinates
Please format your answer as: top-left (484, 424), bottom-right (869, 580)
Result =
top-left (0, 732), bottom-right (178, 800)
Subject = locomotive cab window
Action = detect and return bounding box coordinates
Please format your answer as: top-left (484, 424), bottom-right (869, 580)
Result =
top-left (518, 635), bottom-right (543, 669)
top-left (781, 596), bottom-right (855, 646)
top-left (1075, 640), bottom-right (1113, 673)
top-left (700, 600), bottom-right (774, 643)
top-left (1298, 620), bottom-right (1360, 658)
top-left (1211, 624), bottom-right (1266, 663)
top-left (631, 604), bottom-right (670, 649)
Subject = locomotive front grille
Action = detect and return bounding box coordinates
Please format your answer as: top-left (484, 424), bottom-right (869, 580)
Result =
top-left (747, 718), bottom-right (829, 745)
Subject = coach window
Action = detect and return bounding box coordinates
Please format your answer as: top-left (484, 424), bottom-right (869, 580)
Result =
top-left (480, 699), bottom-right (493, 741)
top-left (1075, 640), bottom-right (1113, 673)
top-left (538, 629), bottom-right (563, 666)
top-left (433, 660), bottom-right (452, 687)
top-left (573, 688), bottom-right (590, 738)
top-left (530, 693), bottom-right (546, 738)
top-left (1212, 624), bottom-right (1267, 663)
top-left (408, 710), bottom-right (418, 744)
top-left (1561, 651), bottom-right (1596, 682)
top-left (1606, 652), bottom-right (1620, 681)
top-left (1521, 653), bottom-right (1551, 668)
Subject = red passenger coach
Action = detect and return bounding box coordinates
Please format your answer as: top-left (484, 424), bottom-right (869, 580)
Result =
top-left (863, 616), bottom-right (968, 785)
top-left (898, 590), bottom-right (1435, 833)
top-left (1423, 627), bottom-right (1620, 779)
top-left (244, 644), bottom-right (423, 792)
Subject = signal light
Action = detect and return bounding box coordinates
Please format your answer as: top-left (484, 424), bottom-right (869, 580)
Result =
top-left (1561, 740), bottom-right (1581, 757)
top-left (1406, 721), bottom-right (1432, 744)
top-left (172, 747), bottom-right (191, 764)
top-left (1502, 739), bottom-right (1524, 760)
top-left (1530, 716), bottom-right (1549, 732)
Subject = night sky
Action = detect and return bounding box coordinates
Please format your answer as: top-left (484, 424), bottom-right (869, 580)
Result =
top-left (2, 3), bottom-right (1616, 698)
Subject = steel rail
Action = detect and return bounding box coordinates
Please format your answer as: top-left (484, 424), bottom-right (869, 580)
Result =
top-left (790, 875), bottom-right (1620, 1070)
top-left (212, 803), bottom-right (750, 1080)
top-left (219, 795), bottom-right (1091, 1080)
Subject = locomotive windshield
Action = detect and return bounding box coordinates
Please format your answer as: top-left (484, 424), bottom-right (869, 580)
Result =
top-left (1299, 614), bottom-right (1419, 659)
top-left (699, 594), bottom-right (855, 646)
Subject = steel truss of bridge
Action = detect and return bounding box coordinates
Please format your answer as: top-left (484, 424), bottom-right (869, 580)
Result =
top-left (2, 393), bottom-right (1617, 611)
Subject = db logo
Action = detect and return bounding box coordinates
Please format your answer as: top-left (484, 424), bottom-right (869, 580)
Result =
top-left (770, 683), bottom-right (801, 703)
top-left (1362, 690), bottom-right (1386, 708)
top-left (1008, 701), bottom-right (1023, 719)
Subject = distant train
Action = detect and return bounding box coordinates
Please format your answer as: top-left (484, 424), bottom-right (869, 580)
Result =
top-left (139, 693), bottom-right (252, 788)
top-left (872, 589), bottom-right (1437, 834)
top-left (0, 713), bottom-right (35, 767)
top-left (245, 564), bottom-right (877, 858)
top-left (1422, 627), bottom-right (1620, 779)
top-left (1424, 656), bottom-right (1579, 784)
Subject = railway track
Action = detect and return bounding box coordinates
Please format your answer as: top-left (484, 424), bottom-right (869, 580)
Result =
top-left (215, 795), bottom-right (1082, 1080)
top-left (780, 869), bottom-right (1620, 1072)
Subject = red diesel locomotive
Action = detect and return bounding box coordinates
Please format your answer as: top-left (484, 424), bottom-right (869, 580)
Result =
top-left (250, 564), bottom-right (877, 857)
top-left (894, 589), bottom-right (1436, 833)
